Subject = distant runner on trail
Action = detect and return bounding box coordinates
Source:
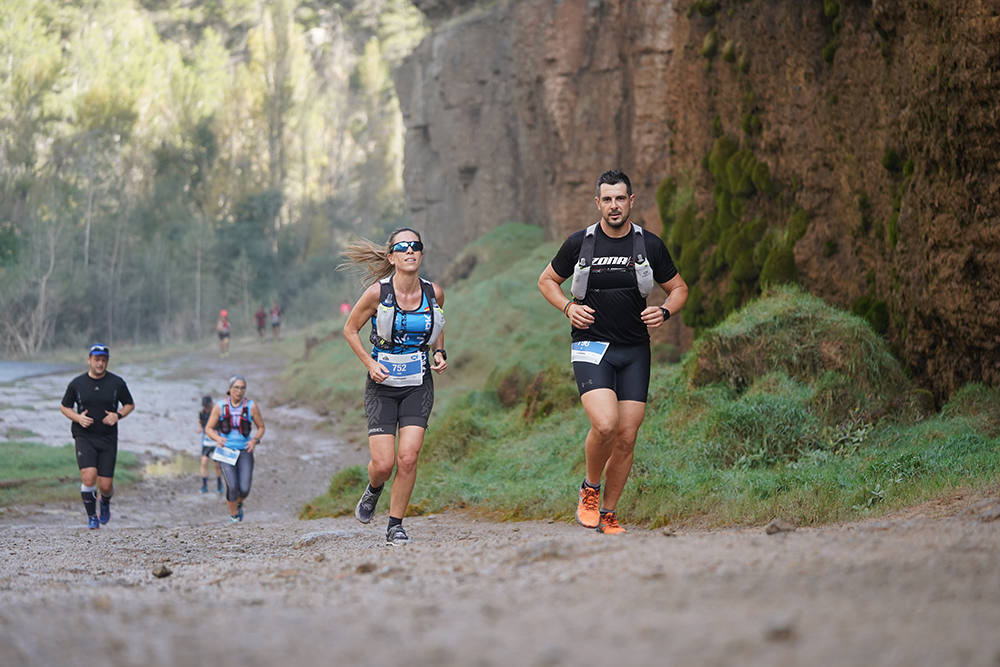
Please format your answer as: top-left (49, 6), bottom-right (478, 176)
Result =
top-left (216, 309), bottom-right (231, 357)
top-left (341, 228), bottom-right (447, 545)
top-left (537, 169), bottom-right (688, 534)
top-left (270, 303), bottom-right (282, 341)
top-left (197, 395), bottom-right (223, 494)
top-left (204, 375), bottom-right (266, 523)
top-left (59, 343), bottom-right (135, 530)
top-left (255, 307), bottom-right (268, 341)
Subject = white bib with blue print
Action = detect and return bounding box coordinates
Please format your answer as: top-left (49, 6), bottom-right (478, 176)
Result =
top-left (377, 351), bottom-right (425, 387)
top-left (571, 341), bottom-right (610, 365)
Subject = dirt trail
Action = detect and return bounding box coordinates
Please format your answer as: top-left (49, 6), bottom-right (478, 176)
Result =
top-left (1, 340), bottom-right (999, 666)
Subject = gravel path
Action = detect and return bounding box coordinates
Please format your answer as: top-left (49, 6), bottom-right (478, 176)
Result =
top-left (2, 340), bottom-right (999, 666)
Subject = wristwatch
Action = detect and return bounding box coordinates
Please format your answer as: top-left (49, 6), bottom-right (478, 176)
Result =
top-left (434, 348), bottom-right (447, 361)
top-left (116, 411), bottom-right (124, 419)
top-left (660, 307), bottom-right (671, 321)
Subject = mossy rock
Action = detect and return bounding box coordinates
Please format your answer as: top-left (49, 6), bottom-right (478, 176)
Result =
top-left (522, 365), bottom-right (577, 423)
top-left (685, 286), bottom-right (913, 420)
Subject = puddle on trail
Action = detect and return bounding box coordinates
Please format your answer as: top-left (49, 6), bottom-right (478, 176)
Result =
top-left (144, 453), bottom-right (202, 478)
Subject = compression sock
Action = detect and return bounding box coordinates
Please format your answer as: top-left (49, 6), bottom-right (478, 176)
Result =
top-left (387, 516), bottom-right (403, 529)
top-left (582, 478), bottom-right (601, 492)
top-left (81, 484), bottom-right (97, 517)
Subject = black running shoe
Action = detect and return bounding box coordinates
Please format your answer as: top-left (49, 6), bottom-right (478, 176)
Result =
top-left (386, 524), bottom-right (409, 545)
top-left (354, 485), bottom-right (383, 524)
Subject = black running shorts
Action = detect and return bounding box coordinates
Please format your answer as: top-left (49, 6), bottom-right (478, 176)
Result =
top-left (75, 436), bottom-right (118, 477)
top-left (571, 342), bottom-right (651, 402)
top-left (201, 445), bottom-right (216, 458)
top-left (364, 373), bottom-right (434, 436)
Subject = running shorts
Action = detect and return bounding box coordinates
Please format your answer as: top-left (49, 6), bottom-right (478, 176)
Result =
top-left (571, 342), bottom-right (651, 402)
top-left (364, 373), bottom-right (434, 436)
top-left (201, 445), bottom-right (216, 458)
top-left (75, 436), bottom-right (118, 477)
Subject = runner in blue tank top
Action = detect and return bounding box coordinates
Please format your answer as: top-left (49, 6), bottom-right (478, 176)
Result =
top-left (341, 228), bottom-right (448, 545)
top-left (204, 375), bottom-right (266, 523)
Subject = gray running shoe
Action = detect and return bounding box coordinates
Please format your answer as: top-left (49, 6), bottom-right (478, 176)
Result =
top-left (354, 485), bottom-right (383, 524)
top-left (386, 525), bottom-right (409, 545)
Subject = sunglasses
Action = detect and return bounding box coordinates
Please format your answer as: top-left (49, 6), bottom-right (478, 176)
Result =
top-left (389, 240), bottom-right (423, 253)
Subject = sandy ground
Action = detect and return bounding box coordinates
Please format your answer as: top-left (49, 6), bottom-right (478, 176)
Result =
top-left (1, 339), bottom-right (999, 666)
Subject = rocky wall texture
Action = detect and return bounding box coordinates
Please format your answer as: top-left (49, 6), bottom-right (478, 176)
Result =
top-left (395, 0), bottom-right (999, 399)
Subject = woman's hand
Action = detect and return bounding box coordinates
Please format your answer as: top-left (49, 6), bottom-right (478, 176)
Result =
top-left (246, 438), bottom-right (258, 453)
top-left (431, 350), bottom-right (447, 373)
top-left (367, 360), bottom-right (390, 383)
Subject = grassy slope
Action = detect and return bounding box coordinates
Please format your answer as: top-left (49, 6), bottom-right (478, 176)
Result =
top-left (0, 441), bottom-right (140, 507)
top-left (294, 223), bottom-right (1000, 526)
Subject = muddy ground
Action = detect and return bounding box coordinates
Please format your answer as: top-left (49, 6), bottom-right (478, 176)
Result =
top-left (1, 339), bottom-right (999, 666)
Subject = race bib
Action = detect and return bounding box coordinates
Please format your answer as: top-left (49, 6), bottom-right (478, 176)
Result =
top-left (377, 351), bottom-right (424, 387)
top-left (571, 341), bottom-right (610, 365)
top-left (211, 445), bottom-right (240, 465)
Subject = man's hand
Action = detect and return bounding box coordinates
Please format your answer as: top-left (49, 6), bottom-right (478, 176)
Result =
top-left (102, 410), bottom-right (119, 426)
top-left (567, 303), bottom-right (596, 329)
top-left (77, 409), bottom-right (94, 428)
top-left (641, 306), bottom-right (668, 328)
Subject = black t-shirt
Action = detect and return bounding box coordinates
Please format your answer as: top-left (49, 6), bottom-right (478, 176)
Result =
top-left (551, 224), bottom-right (678, 345)
top-left (61, 371), bottom-right (134, 441)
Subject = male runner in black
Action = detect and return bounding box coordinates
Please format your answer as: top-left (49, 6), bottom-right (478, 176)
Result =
top-left (60, 343), bottom-right (135, 529)
top-left (538, 170), bottom-right (687, 534)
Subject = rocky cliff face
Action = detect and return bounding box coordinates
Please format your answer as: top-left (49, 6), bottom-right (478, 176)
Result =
top-left (395, 0), bottom-right (999, 399)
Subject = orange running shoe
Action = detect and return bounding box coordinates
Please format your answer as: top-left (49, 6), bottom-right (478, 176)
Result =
top-left (576, 485), bottom-right (600, 528)
top-left (597, 510), bottom-right (626, 534)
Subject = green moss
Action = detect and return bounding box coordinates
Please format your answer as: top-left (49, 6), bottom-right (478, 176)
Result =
top-left (857, 191), bottom-right (873, 234)
top-left (701, 28), bottom-right (719, 59)
top-left (822, 38), bottom-right (839, 64)
top-left (741, 111), bottom-right (762, 136)
top-left (736, 53), bottom-right (749, 73)
top-left (882, 147), bottom-right (904, 173)
top-left (725, 149), bottom-right (755, 196)
top-left (656, 177), bottom-right (678, 229)
top-left (722, 39), bottom-right (736, 63)
top-left (823, 0), bottom-right (841, 22)
top-left (732, 251), bottom-right (758, 283)
top-left (711, 114), bottom-right (723, 137)
top-left (693, 0), bottom-right (721, 17)
top-left (887, 211), bottom-right (899, 248)
top-left (787, 208), bottom-right (809, 244)
top-left (750, 160), bottom-right (771, 192)
top-left (708, 136), bottom-right (739, 178)
top-left (760, 246), bottom-right (796, 285)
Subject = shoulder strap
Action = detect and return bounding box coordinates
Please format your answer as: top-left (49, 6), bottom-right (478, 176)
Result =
top-left (371, 276), bottom-right (396, 348)
top-left (631, 223), bottom-right (653, 297)
top-left (570, 223), bottom-right (600, 300)
top-left (419, 278), bottom-right (445, 347)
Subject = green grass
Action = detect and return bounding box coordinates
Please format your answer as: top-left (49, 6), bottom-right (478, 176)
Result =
top-left (0, 440), bottom-right (141, 507)
top-left (297, 224), bottom-right (1000, 527)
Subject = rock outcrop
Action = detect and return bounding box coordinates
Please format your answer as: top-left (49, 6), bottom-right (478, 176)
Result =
top-left (395, 0), bottom-right (999, 399)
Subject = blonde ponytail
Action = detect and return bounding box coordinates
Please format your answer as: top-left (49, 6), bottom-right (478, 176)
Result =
top-left (339, 228), bottom-right (423, 285)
